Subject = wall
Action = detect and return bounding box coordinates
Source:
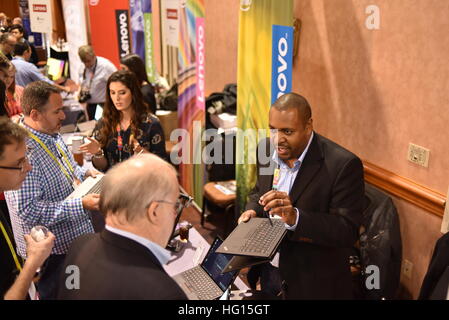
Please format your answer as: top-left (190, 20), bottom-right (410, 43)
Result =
top-left (293, 0), bottom-right (449, 298)
top-left (204, 0), bottom-right (239, 95)
top-left (0, 1), bottom-right (20, 20)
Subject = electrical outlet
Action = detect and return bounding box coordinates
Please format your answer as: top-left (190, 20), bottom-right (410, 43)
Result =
top-left (408, 143), bottom-right (430, 167)
top-left (402, 259), bottom-right (413, 279)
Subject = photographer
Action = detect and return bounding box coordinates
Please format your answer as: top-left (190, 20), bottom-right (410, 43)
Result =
top-left (77, 45), bottom-right (116, 120)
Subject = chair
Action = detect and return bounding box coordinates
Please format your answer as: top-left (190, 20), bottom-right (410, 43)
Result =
top-left (201, 180), bottom-right (236, 236)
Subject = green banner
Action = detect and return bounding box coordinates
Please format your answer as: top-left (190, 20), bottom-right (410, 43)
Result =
top-left (143, 12), bottom-right (157, 83)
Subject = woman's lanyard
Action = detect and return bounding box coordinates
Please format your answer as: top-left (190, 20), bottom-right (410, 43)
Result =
top-left (27, 131), bottom-right (75, 186)
top-left (116, 124), bottom-right (134, 163)
top-left (0, 221), bottom-right (22, 271)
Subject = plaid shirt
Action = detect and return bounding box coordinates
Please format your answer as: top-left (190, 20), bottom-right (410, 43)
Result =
top-left (5, 124), bottom-right (94, 257)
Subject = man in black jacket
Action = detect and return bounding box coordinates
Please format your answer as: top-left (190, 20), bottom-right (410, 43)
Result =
top-left (58, 154), bottom-right (187, 299)
top-left (239, 93), bottom-right (365, 299)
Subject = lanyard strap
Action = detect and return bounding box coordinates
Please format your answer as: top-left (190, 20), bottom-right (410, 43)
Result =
top-left (116, 124), bottom-right (135, 162)
top-left (0, 221), bottom-right (22, 271)
top-left (83, 59), bottom-right (97, 90)
top-left (27, 131), bottom-right (74, 184)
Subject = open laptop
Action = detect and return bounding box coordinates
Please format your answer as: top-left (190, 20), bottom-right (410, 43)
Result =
top-left (173, 237), bottom-right (239, 300)
top-left (66, 174), bottom-right (104, 200)
top-left (216, 217), bottom-right (287, 258)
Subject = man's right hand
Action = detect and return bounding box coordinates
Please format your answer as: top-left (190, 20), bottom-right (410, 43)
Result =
top-left (238, 210), bottom-right (257, 224)
top-left (24, 231), bottom-right (55, 270)
top-left (82, 193), bottom-right (100, 211)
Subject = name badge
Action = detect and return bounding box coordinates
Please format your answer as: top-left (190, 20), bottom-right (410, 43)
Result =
top-left (272, 168), bottom-right (280, 190)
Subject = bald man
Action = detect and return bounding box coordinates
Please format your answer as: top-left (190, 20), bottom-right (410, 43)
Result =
top-left (58, 154), bottom-right (187, 299)
top-left (238, 93), bottom-right (365, 299)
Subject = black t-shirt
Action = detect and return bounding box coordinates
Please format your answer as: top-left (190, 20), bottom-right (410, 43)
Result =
top-left (141, 83), bottom-right (157, 114)
top-left (0, 208), bottom-right (23, 298)
top-left (93, 114), bottom-right (167, 171)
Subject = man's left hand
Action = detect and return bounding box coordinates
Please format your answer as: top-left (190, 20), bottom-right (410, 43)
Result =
top-left (259, 190), bottom-right (297, 226)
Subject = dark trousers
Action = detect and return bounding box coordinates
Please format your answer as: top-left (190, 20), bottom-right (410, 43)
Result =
top-left (36, 254), bottom-right (66, 300)
top-left (247, 263), bottom-right (282, 297)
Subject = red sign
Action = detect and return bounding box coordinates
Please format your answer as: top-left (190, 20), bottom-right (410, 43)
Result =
top-left (167, 9), bottom-right (178, 20)
top-left (32, 4), bottom-right (47, 12)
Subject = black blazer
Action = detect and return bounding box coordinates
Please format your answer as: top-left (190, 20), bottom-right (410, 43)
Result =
top-left (246, 133), bottom-right (365, 299)
top-left (58, 229), bottom-right (187, 300)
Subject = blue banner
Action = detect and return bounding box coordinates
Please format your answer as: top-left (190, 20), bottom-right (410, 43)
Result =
top-left (271, 25), bottom-right (293, 105)
top-left (129, 0), bottom-right (145, 61)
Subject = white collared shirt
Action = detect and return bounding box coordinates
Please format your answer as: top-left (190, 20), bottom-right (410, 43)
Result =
top-left (271, 131), bottom-right (314, 231)
top-left (105, 225), bottom-right (171, 265)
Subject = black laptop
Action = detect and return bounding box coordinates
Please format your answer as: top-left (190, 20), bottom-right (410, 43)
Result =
top-left (216, 217), bottom-right (287, 258)
top-left (173, 237), bottom-right (239, 300)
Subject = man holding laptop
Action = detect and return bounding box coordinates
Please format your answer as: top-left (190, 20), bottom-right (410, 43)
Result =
top-left (5, 81), bottom-right (100, 299)
top-left (238, 93), bottom-right (365, 299)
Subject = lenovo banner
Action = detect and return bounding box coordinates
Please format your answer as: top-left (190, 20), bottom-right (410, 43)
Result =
top-left (88, 0), bottom-right (129, 66)
top-left (195, 17), bottom-right (205, 110)
top-left (116, 10), bottom-right (131, 59)
top-left (271, 25), bottom-right (293, 104)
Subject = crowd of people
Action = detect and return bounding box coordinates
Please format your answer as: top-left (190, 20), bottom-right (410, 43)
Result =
top-left (0, 12), bottom-right (445, 302)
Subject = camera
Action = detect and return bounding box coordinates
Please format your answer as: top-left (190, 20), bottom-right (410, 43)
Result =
top-left (78, 89), bottom-right (91, 103)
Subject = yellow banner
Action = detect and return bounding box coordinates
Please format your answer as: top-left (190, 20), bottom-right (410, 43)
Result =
top-left (236, 0), bottom-right (293, 211)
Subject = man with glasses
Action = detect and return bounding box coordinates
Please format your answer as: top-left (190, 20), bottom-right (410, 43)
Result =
top-left (0, 117), bottom-right (55, 300)
top-left (0, 33), bottom-right (16, 61)
top-left (4, 81), bottom-right (99, 299)
top-left (58, 154), bottom-right (189, 299)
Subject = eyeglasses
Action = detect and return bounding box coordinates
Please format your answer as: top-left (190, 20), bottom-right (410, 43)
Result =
top-left (0, 147), bottom-right (33, 173)
top-left (155, 192), bottom-right (193, 215)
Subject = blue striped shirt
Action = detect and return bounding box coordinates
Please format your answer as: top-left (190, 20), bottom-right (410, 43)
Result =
top-left (5, 123), bottom-right (94, 257)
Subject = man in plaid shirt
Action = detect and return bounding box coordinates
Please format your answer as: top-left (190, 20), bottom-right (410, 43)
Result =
top-left (5, 81), bottom-right (100, 299)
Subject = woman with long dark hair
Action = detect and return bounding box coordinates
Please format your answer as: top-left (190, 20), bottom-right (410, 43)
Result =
top-left (120, 54), bottom-right (157, 114)
top-left (80, 70), bottom-right (166, 171)
top-left (2, 63), bottom-right (23, 121)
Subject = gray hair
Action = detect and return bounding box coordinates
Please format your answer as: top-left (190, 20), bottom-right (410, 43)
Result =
top-left (100, 154), bottom-right (178, 222)
top-left (78, 45), bottom-right (95, 62)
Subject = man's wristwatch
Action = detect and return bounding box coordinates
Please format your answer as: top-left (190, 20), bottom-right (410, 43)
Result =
top-left (93, 149), bottom-right (104, 158)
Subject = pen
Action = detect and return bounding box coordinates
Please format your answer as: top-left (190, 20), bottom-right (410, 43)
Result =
top-left (267, 167), bottom-right (281, 226)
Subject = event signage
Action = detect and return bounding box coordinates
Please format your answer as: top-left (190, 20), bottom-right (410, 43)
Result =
top-left (29, 0), bottom-right (53, 34)
top-left (271, 25), bottom-right (293, 104)
top-left (115, 10), bottom-right (131, 58)
top-left (196, 18), bottom-right (205, 110)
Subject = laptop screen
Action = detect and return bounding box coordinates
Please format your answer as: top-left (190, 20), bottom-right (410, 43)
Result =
top-left (94, 104), bottom-right (103, 121)
top-left (201, 238), bottom-right (238, 291)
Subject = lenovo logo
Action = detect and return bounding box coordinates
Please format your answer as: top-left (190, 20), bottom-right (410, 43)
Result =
top-left (33, 4), bottom-right (47, 12)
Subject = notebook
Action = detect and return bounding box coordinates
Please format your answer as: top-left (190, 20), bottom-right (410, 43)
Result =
top-left (66, 174), bottom-right (104, 200)
top-left (216, 217), bottom-right (287, 258)
top-left (173, 237), bottom-right (238, 300)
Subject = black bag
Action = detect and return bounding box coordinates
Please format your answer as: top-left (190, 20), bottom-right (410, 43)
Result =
top-left (159, 83), bottom-right (178, 111)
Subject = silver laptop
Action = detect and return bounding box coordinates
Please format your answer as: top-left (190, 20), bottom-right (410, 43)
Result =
top-left (173, 237), bottom-right (238, 300)
top-left (76, 120), bottom-right (97, 133)
top-left (66, 174), bottom-right (104, 200)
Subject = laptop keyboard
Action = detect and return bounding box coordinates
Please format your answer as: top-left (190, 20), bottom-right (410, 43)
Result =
top-left (239, 219), bottom-right (286, 255)
top-left (86, 178), bottom-right (104, 195)
top-left (182, 267), bottom-right (222, 300)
